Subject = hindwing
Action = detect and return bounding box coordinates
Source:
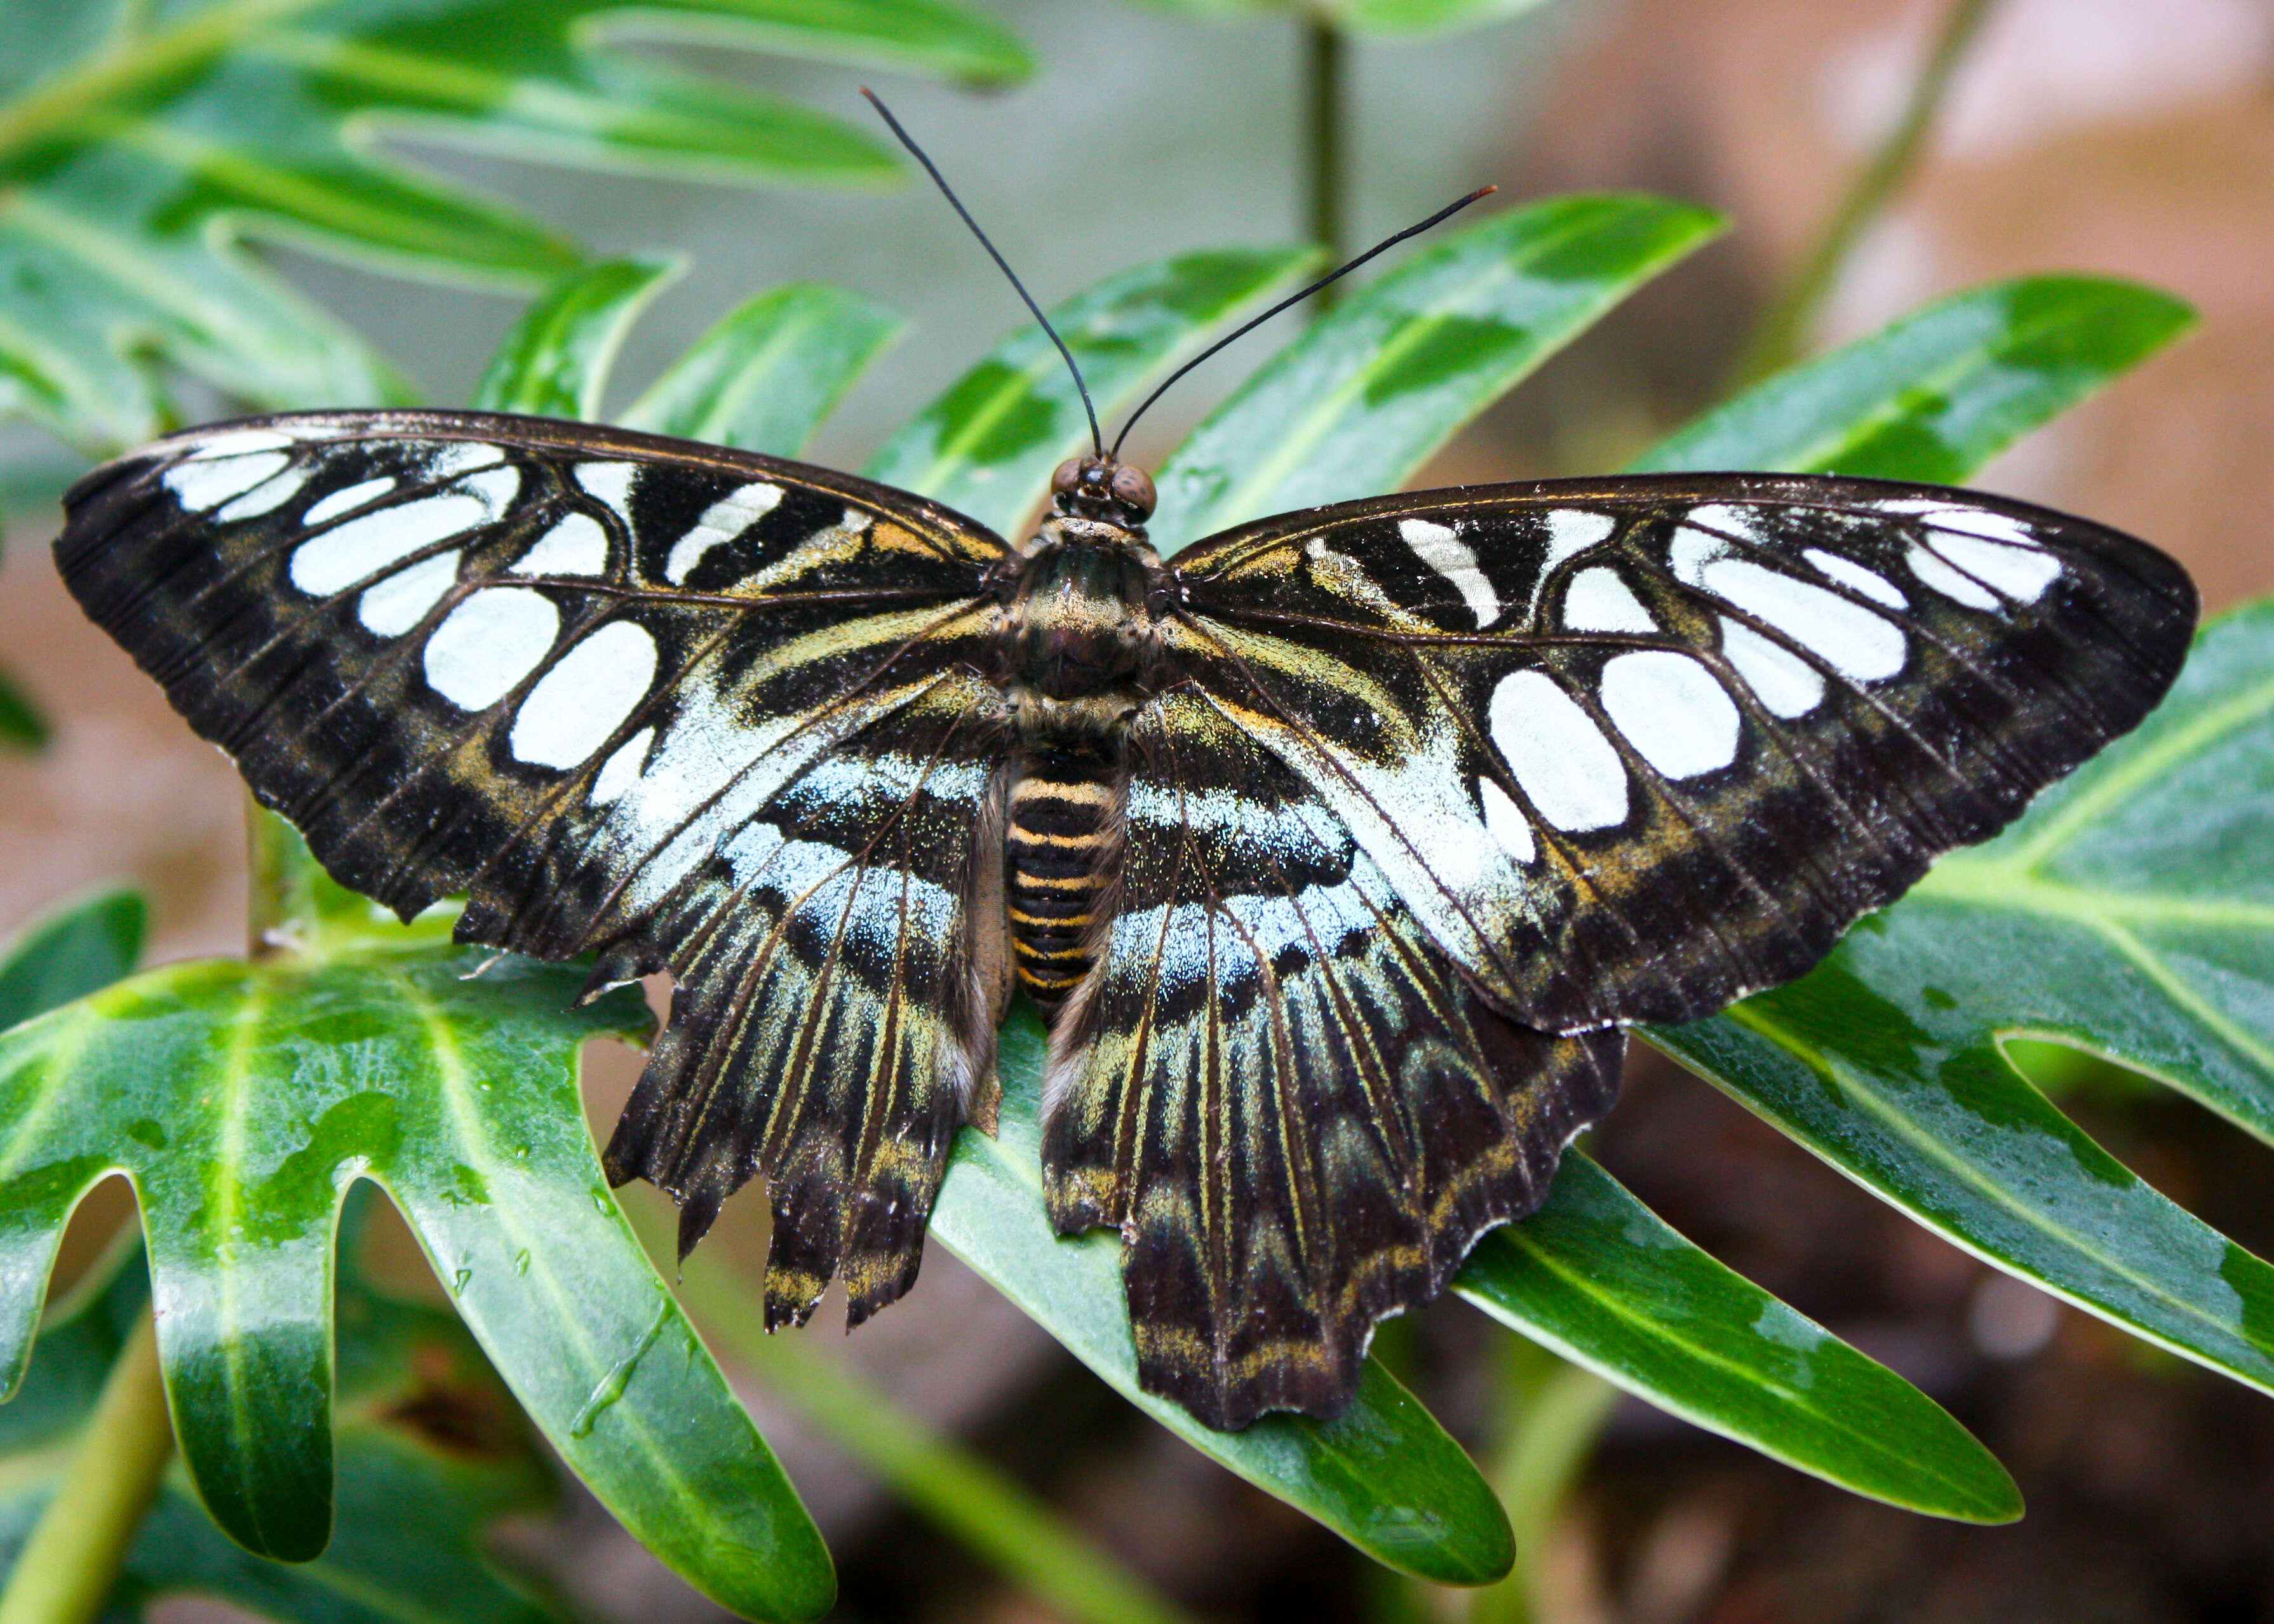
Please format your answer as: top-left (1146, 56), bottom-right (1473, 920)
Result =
top-left (1042, 690), bottom-right (1624, 1429)
top-left (57, 409), bottom-right (1014, 1317)
top-left (1167, 474), bottom-right (2197, 1030)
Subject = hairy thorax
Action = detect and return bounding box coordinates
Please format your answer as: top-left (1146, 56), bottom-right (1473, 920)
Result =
top-left (990, 511), bottom-right (1172, 1005)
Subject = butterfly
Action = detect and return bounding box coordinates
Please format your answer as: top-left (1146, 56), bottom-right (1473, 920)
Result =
top-left (52, 399), bottom-right (2196, 1429)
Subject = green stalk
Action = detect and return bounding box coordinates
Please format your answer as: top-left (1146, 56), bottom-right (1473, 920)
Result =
top-left (1462, 1341), bottom-right (1619, 1624)
top-left (0, 1309), bottom-right (173, 1624)
top-left (1303, 13), bottom-right (1350, 297)
top-left (675, 1251), bottom-right (1201, 1624)
top-left (1726, 0), bottom-right (2002, 387)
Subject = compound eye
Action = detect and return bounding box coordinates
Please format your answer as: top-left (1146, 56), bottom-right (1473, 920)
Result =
top-left (1050, 457), bottom-right (1085, 495)
top-left (1110, 464), bottom-right (1157, 518)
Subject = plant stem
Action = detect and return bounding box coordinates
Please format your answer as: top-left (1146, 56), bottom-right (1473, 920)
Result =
top-left (1303, 12), bottom-right (1350, 299)
top-left (1726, 0), bottom-right (2002, 387)
top-left (245, 794), bottom-right (316, 960)
top-left (0, 1308), bottom-right (173, 1624)
top-left (1463, 1341), bottom-right (1619, 1624)
top-left (675, 1251), bottom-right (1200, 1624)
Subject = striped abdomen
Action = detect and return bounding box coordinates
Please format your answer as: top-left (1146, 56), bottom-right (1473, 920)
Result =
top-left (1006, 749), bottom-right (1120, 1007)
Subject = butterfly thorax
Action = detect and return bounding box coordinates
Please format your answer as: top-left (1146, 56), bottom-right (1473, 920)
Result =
top-left (994, 499), bottom-right (1166, 1007)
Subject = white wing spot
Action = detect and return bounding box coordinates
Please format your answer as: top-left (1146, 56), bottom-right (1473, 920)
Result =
top-left (357, 550), bottom-right (459, 636)
top-left (1543, 509), bottom-right (1617, 567)
top-left (1906, 544), bottom-right (2001, 609)
top-left (1489, 669), bottom-right (1629, 833)
top-left (1699, 560), bottom-right (1906, 683)
top-left (842, 507), bottom-right (873, 535)
top-left (664, 481), bottom-right (783, 585)
top-left (304, 476), bottom-right (396, 526)
top-left (290, 491), bottom-right (489, 596)
top-left (217, 464), bottom-right (313, 521)
top-left (1562, 567), bottom-right (1656, 633)
top-left (510, 621), bottom-right (659, 769)
top-left (1804, 548), bottom-right (1907, 608)
top-left (1601, 650), bottom-right (1740, 779)
top-left (1399, 517), bottom-right (1501, 627)
top-left (1921, 506), bottom-right (2037, 547)
top-left (575, 460), bottom-right (642, 513)
top-left (1719, 617), bottom-right (1825, 718)
top-left (424, 588), bottom-right (559, 711)
top-left (591, 727), bottom-right (655, 805)
top-left (1476, 776), bottom-right (1536, 863)
top-left (1926, 530), bottom-right (2062, 603)
top-left (427, 443), bottom-right (506, 478)
top-left (513, 512), bottom-right (610, 579)
top-left (166, 451), bottom-right (291, 513)
top-left (1686, 502), bottom-right (1766, 542)
top-left (1668, 523), bottom-right (1730, 586)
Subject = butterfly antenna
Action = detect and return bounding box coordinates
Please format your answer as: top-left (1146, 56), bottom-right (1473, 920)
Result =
top-left (864, 88), bottom-right (1103, 459)
top-left (1108, 185), bottom-right (1495, 460)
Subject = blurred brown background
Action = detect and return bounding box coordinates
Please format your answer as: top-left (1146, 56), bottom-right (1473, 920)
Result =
top-left (7, 0), bottom-right (2273, 1619)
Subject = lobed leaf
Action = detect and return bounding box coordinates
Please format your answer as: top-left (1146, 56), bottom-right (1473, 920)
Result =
top-left (1650, 603), bottom-right (2274, 1398)
top-left (621, 283), bottom-right (903, 456)
top-left (0, 0), bottom-right (1032, 452)
top-left (933, 1009), bottom-right (1516, 1586)
top-left (0, 849), bottom-right (833, 1618)
top-left (868, 246), bottom-right (1322, 536)
top-left (1150, 194), bottom-right (1724, 552)
top-left (1457, 1155), bottom-right (2020, 1522)
top-left (0, 1205), bottom-right (574, 1620)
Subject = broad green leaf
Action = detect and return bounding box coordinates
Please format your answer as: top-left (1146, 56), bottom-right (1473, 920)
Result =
top-left (0, 1209), bottom-right (571, 1621)
top-left (0, 0), bottom-right (1032, 452)
top-left (1150, 196), bottom-right (1724, 552)
top-left (1457, 1156), bottom-right (2019, 1522)
top-left (1650, 602), bottom-right (2274, 1397)
top-left (0, 838), bottom-right (833, 1618)
top-left (471, 257), bottom-right (683, 419)
top-left (621, 283), bottom-right (903, 456)
top-left (0, 890), bottom-right (145, 1033)
top-left (868, 246), bottom-right (1322, 536)
top-left (933, 1010), bottom-right (1516, 1586)
top-left (0, 666), bottom-right (46, 753)
top-left (1632, 276), bottom-right (2196, 479)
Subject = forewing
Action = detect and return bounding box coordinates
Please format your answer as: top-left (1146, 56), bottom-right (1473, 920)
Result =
top-left (57, 409), bottom-right (1014, 1316)
top-left (1167, 473), bottom-right (2196, 1029)
top-left (1042, 690), bottom-right (1624, 1428)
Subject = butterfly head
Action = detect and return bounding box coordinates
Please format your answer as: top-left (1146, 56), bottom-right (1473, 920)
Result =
top-left (1051, 455), bottom-right (1155, 528)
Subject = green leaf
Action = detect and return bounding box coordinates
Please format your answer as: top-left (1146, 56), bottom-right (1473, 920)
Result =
top-left (0, 1205), bottom-right (573, 1620)
top-left (0, 665), bottom-right (47, 753)
top-left (470, 257), bottom-right (683, 419)
top-left (621, 283), bottom-right (902, 456)
top-left (1457, 1155), bottom-right (2020, 1522)
top-left (1150, 195), bottom-right (1724, 552)
top-left (0, 835), bottom-right (833, 1618)
top-left (1631, 276), bottom-right (2196, 479)
top-left (1650, 601), bottom-right (2274, 1399)
top-left (1625, 266), bottom-right (2274, 1408)
top-left (868, 246), bottom-right (1323, 536)
top-left (0, 0), bottom-right (1032, 452)
top-left (932, 1009), bottom-right (1516, 1586)
top-left (0, 890), bottom-right (145, 1033)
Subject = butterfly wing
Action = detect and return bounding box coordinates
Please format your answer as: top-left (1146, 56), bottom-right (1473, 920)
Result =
top-left (1042, 689), bottom-right (1624, 1429)
top-left (58, 409), bottom-right (1016, 1319)
top-left (1164, 473), bottom-right (2198, 1031)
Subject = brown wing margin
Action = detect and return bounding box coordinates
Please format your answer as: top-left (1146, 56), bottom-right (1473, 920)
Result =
top-left (1041, 688), bottom-right (1623, 1428)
